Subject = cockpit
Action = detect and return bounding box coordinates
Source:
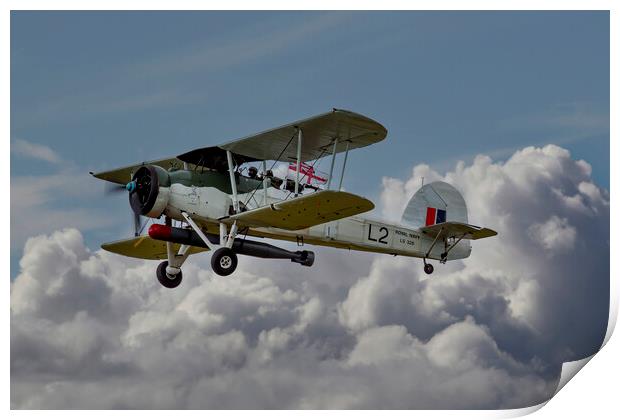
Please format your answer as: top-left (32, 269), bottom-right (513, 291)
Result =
top-left (237, 162), bottom-right (329, 197)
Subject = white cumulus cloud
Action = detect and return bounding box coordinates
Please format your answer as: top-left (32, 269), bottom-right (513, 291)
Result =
top-left (12, 138), bottom-right (63, 164)
top-left (527, 215), bottom-right (577, 254)
top-left (11, 144), bottom-right (609, 409)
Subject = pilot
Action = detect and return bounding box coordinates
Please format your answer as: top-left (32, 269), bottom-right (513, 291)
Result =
top-left (263, 170), bottom-right (284, 189)
top-left (284, 178), bottom-right (304, 193)
top-left (248, 166), bottom-right (258, 179)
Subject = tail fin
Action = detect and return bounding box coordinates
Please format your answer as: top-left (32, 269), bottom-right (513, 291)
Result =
top-left (402, 181), bottom-right (468, 228)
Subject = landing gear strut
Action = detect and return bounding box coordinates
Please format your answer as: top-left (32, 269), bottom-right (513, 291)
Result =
top-left (181, 211), bottom-right (242, 277)
top-left (421, 229), bottom-right (468, 274)
top-left (156, 219), bottom-right (191, 288)
top-left (156, 260), bottom-right (183, 288)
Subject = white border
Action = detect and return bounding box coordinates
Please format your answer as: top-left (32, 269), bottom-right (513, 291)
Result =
top-left (1, 0), bottom-right (618, 11)
top-left (4, 1), bottom-right (616, 418)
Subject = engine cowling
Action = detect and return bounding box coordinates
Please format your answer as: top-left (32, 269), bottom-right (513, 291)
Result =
top-left (128, 165), bottom-right (170, 218)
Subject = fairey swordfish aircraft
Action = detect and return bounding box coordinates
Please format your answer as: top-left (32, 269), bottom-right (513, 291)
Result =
top-left (92, 109), bottom-right (497, 288)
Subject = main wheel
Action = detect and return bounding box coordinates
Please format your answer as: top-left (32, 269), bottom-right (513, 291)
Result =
top-left (424, 263), bottom-right (434, 275)
top-left (211, 247), bottom-right (238, 276)
top-left (156, 261), bottom-right (183, 288)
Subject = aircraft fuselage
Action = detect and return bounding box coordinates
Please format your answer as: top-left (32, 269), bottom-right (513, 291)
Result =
top-left (155, 169), bottom-right (471, 262)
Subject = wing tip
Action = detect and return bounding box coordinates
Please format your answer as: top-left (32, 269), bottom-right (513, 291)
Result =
top-left (331, 108), bottom-right (388, 140)
top-left (483, 228), bottom-right (499, 237)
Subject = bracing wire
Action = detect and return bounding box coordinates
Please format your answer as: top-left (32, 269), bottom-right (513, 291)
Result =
top-left (282, 147), bottom-right (329, 201)
top-left (244, 131), bottom-right (297, 208)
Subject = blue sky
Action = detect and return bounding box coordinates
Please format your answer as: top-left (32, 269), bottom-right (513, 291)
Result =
top-left (11, 11), bottom-right (609, 272)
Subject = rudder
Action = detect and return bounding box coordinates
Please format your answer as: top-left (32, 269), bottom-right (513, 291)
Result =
top-left (401, 181), bottom-right (468, 228)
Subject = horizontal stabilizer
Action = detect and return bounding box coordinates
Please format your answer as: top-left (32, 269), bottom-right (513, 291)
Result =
top-left (101, 235), bottom-right (207, 260)
top-left (421, 221), bottom-right (497, 240)
top-left (221, 190), bottom-right (374, 231)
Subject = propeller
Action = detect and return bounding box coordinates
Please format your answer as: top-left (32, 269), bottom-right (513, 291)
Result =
top-left (133, 212), bottom-right (143, 237)
top-left (104, 182), bottom-right (127, 196)
top-left (102, 180), bottom-right (144, 236)
top-left (104, 181), bottom-right (137, 195)
top-left (102, 165), bottom-right (159, 237)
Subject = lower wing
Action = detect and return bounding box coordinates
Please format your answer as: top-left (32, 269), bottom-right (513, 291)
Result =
top-left (101, 235), bottom-right (207, 260)
top-left (220, 190), bottom-right (374, 231)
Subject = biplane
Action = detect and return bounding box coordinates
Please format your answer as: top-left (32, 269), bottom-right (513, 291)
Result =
top-left (91, 109), bottom-right (497, 288)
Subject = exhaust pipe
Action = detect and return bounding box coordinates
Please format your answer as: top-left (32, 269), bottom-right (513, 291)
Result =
top-left (148, 224), bottom-right (314, 267)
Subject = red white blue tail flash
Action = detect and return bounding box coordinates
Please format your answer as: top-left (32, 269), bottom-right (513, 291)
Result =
top-left (425, 207), bottom-right (447, 226)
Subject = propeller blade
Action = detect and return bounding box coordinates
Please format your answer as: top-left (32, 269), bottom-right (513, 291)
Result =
top-left (134, 212), bottom-right (141, 237)
top-left (104, 182), bottom-right (127, 196)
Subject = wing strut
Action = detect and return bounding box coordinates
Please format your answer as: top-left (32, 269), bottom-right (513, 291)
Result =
top-left (338, 140), bottom-right (350, 191)
top-left (226, 150), bottom-right (240, 213)
top-left (294, 128), bottom-right (303, 197)
top-left (326, 137), bottom-right (338, 190)
top-left (262, 160), bottom-right (268, 205)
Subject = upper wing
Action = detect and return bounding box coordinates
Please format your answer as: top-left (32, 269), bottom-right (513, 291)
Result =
top-left (420, 222), bottom-right (497, 240)
top-left (221, 190), bottom-right (374, 230)
top-left (90, 157), bottom-right (189, 185)
top-left (91, 110), bottom-right (387, 182)
top-left (177, 109), bottom-right (387, 167)
top-left (101, 235), bottom-right (207, 260)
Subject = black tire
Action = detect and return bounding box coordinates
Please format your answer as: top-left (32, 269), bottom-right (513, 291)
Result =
top-left (424, 263), bottom-right (434, 275)
top-left (211, 247), bottom-right (238, 276)
top-left (156, 261), bottom-right (183, 288)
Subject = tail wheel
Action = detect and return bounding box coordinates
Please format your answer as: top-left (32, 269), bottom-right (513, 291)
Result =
top-left (211, 247), bottom-right (238, 276)
top-left (424, 263), bottom-right (434, 275)
top-left (156, 261), bottom-right (183, 288)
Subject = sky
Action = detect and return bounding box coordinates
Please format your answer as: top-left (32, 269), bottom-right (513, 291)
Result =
top-left (10, 11), bottom-right (609, 260)
top-left (10, 11), bottom-right (610, 409)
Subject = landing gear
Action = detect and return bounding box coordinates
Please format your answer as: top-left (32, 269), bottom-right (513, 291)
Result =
top-left (424, 263), bottom-right (434, 275)
top-left (182, 212), bottom-right (240, 277)
top-left (156, 260), bottom-right (183, 288)
top-left (422, 257), bottom-right (434, 275)
top-left (211, 247), bottom-right (238, 276)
